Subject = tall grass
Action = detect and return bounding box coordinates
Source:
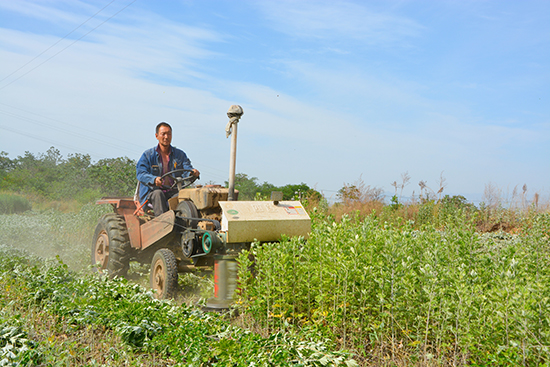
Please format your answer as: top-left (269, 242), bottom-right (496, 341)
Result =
top-left (236, 212), bottom-right (550, 365)
top-left (0, 193), bottom-right (31, 214)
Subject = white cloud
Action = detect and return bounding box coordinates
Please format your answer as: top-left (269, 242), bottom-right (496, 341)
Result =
top-left (254, 0), bottom-right (423, 45)
top-left (0, 1), bottom-right (548, 200)
top-left (0, 0), bottom-right (93, 24)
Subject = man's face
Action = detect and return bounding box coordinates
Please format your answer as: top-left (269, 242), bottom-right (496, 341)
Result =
top-left (156, 125), bottom-right (172, 148)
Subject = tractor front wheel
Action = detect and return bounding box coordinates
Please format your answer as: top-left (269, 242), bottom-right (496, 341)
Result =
top-left (150, 249), bottom-right (178, 299)
top-left (91, 213), bottom-right (132, 278)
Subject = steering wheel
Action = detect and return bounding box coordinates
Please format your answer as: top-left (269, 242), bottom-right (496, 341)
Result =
top-left (159, 169), bottom-right (199, 191)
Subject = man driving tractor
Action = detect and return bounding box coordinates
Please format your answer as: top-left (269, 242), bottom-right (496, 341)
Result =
top-left (136, 122), bottom-right (200, 216)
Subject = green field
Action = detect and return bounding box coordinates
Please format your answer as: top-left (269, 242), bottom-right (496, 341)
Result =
top-left (0, 206), bottom-right (356, 366)
top-left (1, 203), bottom-right (549, 366)
top-left (237, 212), bottom-right (550, 365)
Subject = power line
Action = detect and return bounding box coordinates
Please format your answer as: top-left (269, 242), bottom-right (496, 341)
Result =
top-left (0, 100), bottom-right (232, 175)
top-left (0, 0), bottom-right (117, 85)
top-left (0, 0), bottom-right (137, 91)
top-left (0, 124), bottom-right (108, 160)
top-left (1, 122), bottom-right (335, 189)
top-left (0, 122), bottom-right (231, 181)
top-left (0, 109), bottom-right (143, 156)
top-left (0, 1), bottom-right (235, 181)
top-left (0, 102), bottom-right (144, 153)
top-left (0, 111), bottom-right (232, 181)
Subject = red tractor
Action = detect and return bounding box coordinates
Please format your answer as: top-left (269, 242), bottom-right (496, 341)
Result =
top-left (92, 106), bottom-right (311, 305)
top-left (92, 169), bottom-right (311, 304)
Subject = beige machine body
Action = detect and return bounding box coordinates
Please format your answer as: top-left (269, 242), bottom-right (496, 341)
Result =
top-left (219, 200), bottom-right (311, 243)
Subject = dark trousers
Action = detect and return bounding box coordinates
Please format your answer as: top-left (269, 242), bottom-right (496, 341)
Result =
top-left (148, 189), bottom-right (178, 216)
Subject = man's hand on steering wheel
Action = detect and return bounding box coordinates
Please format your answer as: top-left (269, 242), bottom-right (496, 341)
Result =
top-left (156, 168), bottom-right (200, 190)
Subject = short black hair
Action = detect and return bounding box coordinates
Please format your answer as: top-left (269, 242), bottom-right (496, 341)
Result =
top-left (156, 122), bottom-right (172, 134)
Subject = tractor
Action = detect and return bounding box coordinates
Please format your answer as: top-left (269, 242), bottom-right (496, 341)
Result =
top-left (91, 106), bottom-right (311, 307)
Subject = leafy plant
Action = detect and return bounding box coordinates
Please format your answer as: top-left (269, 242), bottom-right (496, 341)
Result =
top-left (236, 211), bottom-right (550, 365)
top-left (0, 245), bottom-right (356, 366)
top-left (0, 193), bottom-right (31, 214)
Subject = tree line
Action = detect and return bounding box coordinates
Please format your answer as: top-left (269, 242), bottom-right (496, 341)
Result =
top-left (1, 147), bottom-right (137, 203)
top-left (0, 147), bottom-right (321, 204)
top-left (227, 173), bottom-right (321, 201)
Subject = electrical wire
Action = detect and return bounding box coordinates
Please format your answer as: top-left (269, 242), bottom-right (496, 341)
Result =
top-left (0, 108), bottom-right (142, 156)
top-left (0, 101), bottom-right (144, 150)
top-left (0, 0), bottom-right (137, 91)
top-left (0, 107), bottom-right (231, 183)
top-left (0, 0), bottom-right (117, 85)
top-left (1, 117), bottom-right (337, 192)
top-left (0, 1), bottom-right (241, 185)
top-left (0, 124), bottom-right (109, 160)
top-left (0, 2), bottom-right (334, 192)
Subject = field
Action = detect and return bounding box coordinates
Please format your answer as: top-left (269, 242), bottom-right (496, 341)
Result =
top-left (237, 211), bottom-right (550, 365)
top-left (0, 204), bottom-right (355, 366)
top-left (1, 201), bottom-right (549, 366)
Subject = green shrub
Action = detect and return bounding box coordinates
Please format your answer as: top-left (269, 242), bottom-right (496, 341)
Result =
top-left (236, 212), bottom-right (550, 365)
top-left (0, 193), bottom-right (31, 214)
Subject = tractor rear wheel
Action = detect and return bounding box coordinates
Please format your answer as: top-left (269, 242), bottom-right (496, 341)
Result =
top-left (91, 213), bottom-right (132, 278)
top-left (150, 248), bottom-right (178, 299)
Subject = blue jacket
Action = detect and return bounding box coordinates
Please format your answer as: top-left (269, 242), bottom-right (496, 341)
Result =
top-left (136, 145), bottom-right (194, 204)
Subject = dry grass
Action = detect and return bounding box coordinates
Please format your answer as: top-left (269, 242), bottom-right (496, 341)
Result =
top-left (329, 175), bottom-right (385, 221)
top-left (477, 182), bottom-right (549, 232)
top-left (323, 178), bottom-right (549, 232)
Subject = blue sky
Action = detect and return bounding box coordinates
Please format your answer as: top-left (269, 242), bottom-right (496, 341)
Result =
top-left (0, 0), bottom-right (548, 204)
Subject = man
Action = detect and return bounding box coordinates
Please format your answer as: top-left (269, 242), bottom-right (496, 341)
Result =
top-left (136, 122), bottom-right (200, 216)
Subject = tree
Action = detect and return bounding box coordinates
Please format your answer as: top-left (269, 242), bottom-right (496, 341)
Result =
top-left (0, 151), bottom-right (13, 172)
top-left (10, 151), bottom-right (52, 196)
top-left (225, 174), bottom-right (322, 202)
top-left (1, 149), bottom-right (321, 206)
top-left (54, 153), bottom-right (94, 202)
top-left (279, 183), bottom-right (321, 201)
top-left (225, 173), bottom-right (261, 200)
top-left (0, 151), bottom-right (14, 190)
top-left (89, 157), bottom-right (137, 197)
top-left (1, 147), bottom-right (136, 200)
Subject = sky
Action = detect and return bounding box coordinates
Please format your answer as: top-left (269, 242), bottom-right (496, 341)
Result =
top-left (0, 0), bottom-right (548, 204)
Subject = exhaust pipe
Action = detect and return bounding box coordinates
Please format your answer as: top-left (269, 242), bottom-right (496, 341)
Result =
top-left (226, 105), bottom-right (243, 201)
